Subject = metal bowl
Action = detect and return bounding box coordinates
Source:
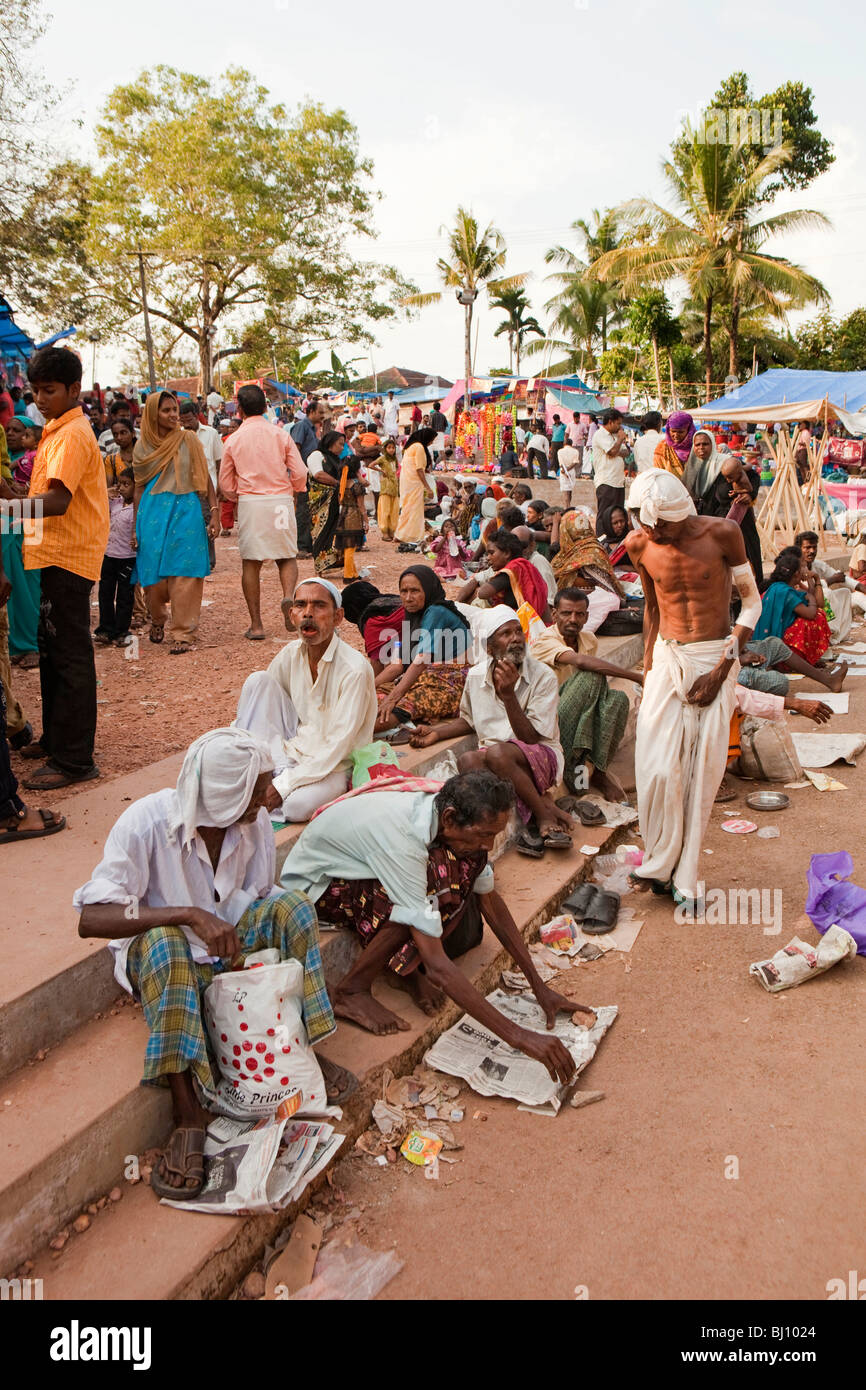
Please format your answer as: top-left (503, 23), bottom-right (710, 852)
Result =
top-left (746, 791), bottom-right (790, 812)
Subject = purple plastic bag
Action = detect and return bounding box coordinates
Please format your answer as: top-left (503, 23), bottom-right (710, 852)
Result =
top-left (805, 852), bottom-right (866, 956)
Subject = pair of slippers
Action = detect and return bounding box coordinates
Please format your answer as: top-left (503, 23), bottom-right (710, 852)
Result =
top-left (563, 881), bottom-right (620, 935)
top-left (515, 823), bottom-right (573, 858)
top-left (556, 796), bottom-right (605, 826)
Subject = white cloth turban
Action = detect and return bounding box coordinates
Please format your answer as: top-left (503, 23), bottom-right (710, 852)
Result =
top-left (627, 468), bottom-right (696, 526)
top-left (480, 606), bottom-right (523, 642)
top-left (174, 727), bottom-right (274, 847)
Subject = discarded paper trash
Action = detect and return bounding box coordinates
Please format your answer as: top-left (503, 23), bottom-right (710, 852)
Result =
top-left (749, 925), bottom-right (857, 993)
top-left (424, 991), bottom-right (617, 1116)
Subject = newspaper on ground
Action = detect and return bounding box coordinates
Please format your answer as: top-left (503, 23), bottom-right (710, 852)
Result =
top-left (425, 990), bottom-right (617, 1116)
top-left (161, 1113), bottom-right (344, 1214)
top-left (749, 925), bottom-right (857, 993)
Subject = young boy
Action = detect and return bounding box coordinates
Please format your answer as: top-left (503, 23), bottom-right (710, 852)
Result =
top-left (95, 469), bottom-right (136, 647)
top-left (2, 346), bottom-right (110, 790)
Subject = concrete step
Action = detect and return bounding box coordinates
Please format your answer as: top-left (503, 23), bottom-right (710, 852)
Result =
top-left (17, 824), bottom-right (621, 1297)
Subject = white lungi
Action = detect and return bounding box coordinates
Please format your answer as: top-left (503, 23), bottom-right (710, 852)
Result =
top-left (634, 636), bottom-right (739, 903)
top-left (825, 585), bottom-right (853, 642)
top-left (237, 493), bottom-right (297, 561)
top-left (234, 670), bottom-right (348, 821)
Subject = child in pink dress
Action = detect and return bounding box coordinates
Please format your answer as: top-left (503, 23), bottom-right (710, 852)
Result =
top-left (431, 518), bottom-right (472, 581)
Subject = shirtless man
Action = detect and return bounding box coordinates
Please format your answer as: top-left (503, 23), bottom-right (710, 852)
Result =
top-left (624, 469), bottom-right (763, 910)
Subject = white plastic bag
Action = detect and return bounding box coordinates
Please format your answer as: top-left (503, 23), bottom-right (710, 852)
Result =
top-left (202, 948), bottom-right (329, 1118)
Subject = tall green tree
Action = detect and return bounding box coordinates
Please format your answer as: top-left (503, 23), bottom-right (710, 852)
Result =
top-left (80, 66), bottom-right (411, 389)
top-left (403, 208), bottom-right (526, 409)
top-left (490, 287), bottom-right (542, 374)
top-left (592, 131), bottom-right (829, 398)
top-left (627, 290), bottom-right (681, 407)
top-left (794, 308), bottom-right (866, 371)
top-left (545, 209), bottom-right (624, 354)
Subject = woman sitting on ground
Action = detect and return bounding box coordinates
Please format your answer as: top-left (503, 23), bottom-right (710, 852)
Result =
top-left (458, 528), bottom-right (551, 622)
top-left (595, 503), bottom-right (631, 565)
top-left (374, 565), bottom-right (472, 731)
top-left (753, 547), bottom-right (832, 665)
top-left (550, 509), bottom-right (624, 599)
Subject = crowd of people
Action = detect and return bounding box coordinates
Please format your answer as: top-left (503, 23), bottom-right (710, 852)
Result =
top-left (1, 345), bottom-right (864, 1200)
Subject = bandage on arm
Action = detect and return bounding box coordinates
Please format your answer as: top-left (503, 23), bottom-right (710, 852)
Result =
top-left (731, 562), bottom-right (761, 632)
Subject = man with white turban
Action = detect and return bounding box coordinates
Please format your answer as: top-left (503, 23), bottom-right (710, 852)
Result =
top-left (624, 470), bottom-right (763, 909)
top-left (407, 605), bottom-right (572, 856)
top-left (75, 726), bottom-right (356, 1201)
top-left (234, 577), bottom-right (377, 822)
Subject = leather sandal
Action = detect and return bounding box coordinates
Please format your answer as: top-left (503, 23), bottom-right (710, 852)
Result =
top-left (150, 1125), bottom-right (207, 1200)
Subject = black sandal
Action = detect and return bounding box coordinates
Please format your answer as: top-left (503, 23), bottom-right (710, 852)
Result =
top-left (149, 623), bottom-right (165, 644)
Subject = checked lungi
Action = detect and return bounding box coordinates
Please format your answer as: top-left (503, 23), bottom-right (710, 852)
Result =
top-left (126, 891), bottom-right (334, 1091)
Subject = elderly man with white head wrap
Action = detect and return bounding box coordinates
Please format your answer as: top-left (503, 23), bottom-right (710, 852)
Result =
top-left (75, 726), bottom-right (355, 1201)
top-left (235, 576), bottom-right (378, 822)
top-left (624, 470), bottom-right (762, 910)
top-left (408, 604), bottom-right (572, 856)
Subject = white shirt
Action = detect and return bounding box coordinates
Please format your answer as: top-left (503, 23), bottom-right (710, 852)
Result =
top-left (459, 652), bottom-right (564, 781)
top-left (26, 402), bottom-right (45, 426)
top-left (281, 789), bottom-right (493, 938)
top-left (514, 425), bottom-right (526, 447)
top-left (384, 401), bottom-right (399, 432)
top-left (73, 787), bottom-right (277, 993)
top-left (557, 444), bottom-right (581, 482)
top-left (530, 550), bottom-right (557, 605)
top-left (591, 427), bottom-right (626, 488)
top-left (633, 430), bottom-right (661, 473)
top-left (528, 432), bottom-right (549, 456)
top-left (268, 633), bottom-right (377, 800)
top-left (195, 423), bottom-right (223, 487)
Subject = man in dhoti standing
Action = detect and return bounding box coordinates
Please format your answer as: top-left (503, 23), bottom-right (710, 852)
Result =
top-left (625, 470), bottom-right (762, 910)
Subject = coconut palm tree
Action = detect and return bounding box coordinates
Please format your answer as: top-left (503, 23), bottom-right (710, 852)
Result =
top-left (546, 209), bottom-right (625, 353)
top-left (524, 278), bottom-right (618, 378)
top-left (402, 207), bottom-right (526, 410)
top-left (490, 287), bottom-right (543, 374)
top-left (590, 130), bottom-right (830, 399)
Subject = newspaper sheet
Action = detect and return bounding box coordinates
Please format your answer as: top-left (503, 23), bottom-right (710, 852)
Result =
top-left (425, 991), bottom-right (617, 1116)
top-left (162, 1114), bottom-right (344, 1214)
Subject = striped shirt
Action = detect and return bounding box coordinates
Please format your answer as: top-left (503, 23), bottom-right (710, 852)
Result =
top-left (24, 407), bottom-right (110, 581)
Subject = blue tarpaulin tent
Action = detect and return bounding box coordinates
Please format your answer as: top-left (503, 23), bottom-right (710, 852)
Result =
top-left (693, 369), bottom-right (866, 427)
top-left (0, 296), bottom-right (36, 362)
top-left (34, 326), bottom-right (77, 350)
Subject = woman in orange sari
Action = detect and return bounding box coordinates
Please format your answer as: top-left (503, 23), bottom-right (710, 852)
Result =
top-left (653, 411), bottom-right (695, 477)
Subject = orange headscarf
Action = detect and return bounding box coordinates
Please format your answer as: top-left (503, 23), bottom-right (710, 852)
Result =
top-left (132, 391), bottom-right (209, 495)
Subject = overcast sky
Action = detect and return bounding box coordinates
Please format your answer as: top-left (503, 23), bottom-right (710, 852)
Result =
top-left (30, 0), bottom-right (866, 386)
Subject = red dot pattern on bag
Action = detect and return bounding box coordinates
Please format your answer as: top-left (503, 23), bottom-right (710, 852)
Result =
top-left (282, 1046), bottom-right (291, 1054)
top-left (267, 1028), bottom-right (275, 1036)
top-left (233, 1045), bottom-right (241, 1056)
top-left (253, 1074), bottom-right (263, 1082)
top-left (265, 1053), bottom-right (274, 1064)
top-left (295, 1038), bottom-right (300, 1046)
top-left (276, 1013), bottom-right (281, 1020)
top-left (242, 1042), bottom-right (252, 1052)
top-left (239, 1023), bottom-right (248, 1032)
top-left (220, 1033), bottom-right (228, 1042)
top-left (221, 1056), bottom-right (227, 1064)
top-left (255, 1042), bottom-right (266, 1054)
top-left (280, 1076), bottom-right (289, 1085)
top-left (237, 1005), bottom-right (243, 1012)
top-left (245, 1058), bottom-right (256, 1071)
top-left (264, 1067), bottom-right (274, 1077)
top-left (232, 1060), bottom-right (240, 1070)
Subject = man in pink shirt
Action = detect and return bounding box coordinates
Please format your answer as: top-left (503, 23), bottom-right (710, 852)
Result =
top-left (219, 384), bottom-right (307, 639)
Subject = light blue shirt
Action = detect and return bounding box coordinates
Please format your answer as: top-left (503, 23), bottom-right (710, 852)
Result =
top-left (280, 789), bottom-right (493, 937)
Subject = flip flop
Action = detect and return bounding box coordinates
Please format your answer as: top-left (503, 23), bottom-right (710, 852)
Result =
top-left (22, 763), bottom-right (100, 791)
top-left (149, 624), bottom-right (165, 644)
top-left (581, 888), bottom-right (620, 934)
top-left (515, 828), bottom-right (545, 859)
top-left (542, 829), bottom-right (573, 850)
top-left (573, 799), bottom-right (605, 826)
top-left (563, 882), bottom-right (596, 920)
top-left (0, 807), bottom-right (66, 843)
top-left (243, 629), bottom-right (267, 641)
top-left (629, 871), bottom-right (672, 896)
top-left (170, 642), bottom-right (195, 655)
top-left (17, 653), bottom-right (39, 670)
top-left (150, 1125), bottom-right (207, 1201)
top-left (8, 722), bottom-right (34, 752)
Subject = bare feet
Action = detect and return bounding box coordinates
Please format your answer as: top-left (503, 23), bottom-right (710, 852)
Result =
top-left (333, 986), bottom-right (412, 1035)
top-left (828, 661), bottom-right (849, 692)
top-left (391, 970), bottom-right (446, 1016)
top-left (590, 766), bottom-right (627, 802)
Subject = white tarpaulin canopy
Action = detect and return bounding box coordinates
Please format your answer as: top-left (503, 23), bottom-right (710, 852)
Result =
top-left (691, 369), bottom-right (866, 434)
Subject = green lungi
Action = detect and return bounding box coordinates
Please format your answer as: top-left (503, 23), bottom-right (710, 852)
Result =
top-left (125, 891), bottom-right (334, 1091)
top-left (557, 668), bottom-right (629, 793)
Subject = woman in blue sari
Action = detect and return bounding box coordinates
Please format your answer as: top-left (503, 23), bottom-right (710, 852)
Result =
top-left (133, 391), bottom-right (217, 655)
top-left (374, 565), bottom-right (472, 731)
top-left (754, 547), bottom-right (831, 664)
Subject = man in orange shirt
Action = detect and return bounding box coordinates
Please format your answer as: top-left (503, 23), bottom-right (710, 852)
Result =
top-left (219, 384), bottom-right (306, 639)
top-left (1, 347), bottom-right (109, 789)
